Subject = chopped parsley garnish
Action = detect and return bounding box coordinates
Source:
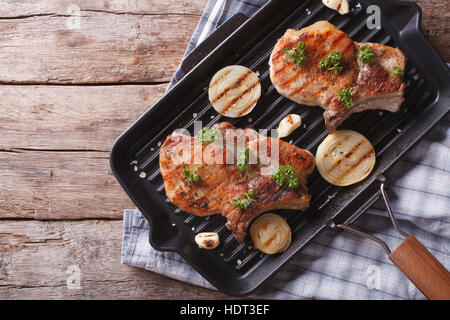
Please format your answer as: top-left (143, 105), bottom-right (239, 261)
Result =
top-left (358, 45), bottom-right (376, 64)
top-left (197, 127), bottom-right (222, 144)
top-left (338, 87), bottom-right (355, 109)
top-left (284, 41), bottom-right (307, 65)
top-left (319, 51), bottom-right (344, 74)
top-left (237, 147), bottom-right (250, 172)
top-left (183, 167), bottom-right (201, 185)
top-left (272, 165), bottom-right (299, 189)
top-left (232, 189), bottom-right (256, 210)
top-left (392, 66), bottom-right (404, 77)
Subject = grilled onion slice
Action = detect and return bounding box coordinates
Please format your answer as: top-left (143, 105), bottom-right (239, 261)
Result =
top-left (316, 130), bottom-right (376, 186)
top-left (250, 213), bottom-right (291, 254)
top-left (208, 65), bottom-right (261, 118)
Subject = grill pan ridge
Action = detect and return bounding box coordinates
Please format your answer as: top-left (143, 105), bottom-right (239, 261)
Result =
top-left (110, 0), bottom-right (450, 296)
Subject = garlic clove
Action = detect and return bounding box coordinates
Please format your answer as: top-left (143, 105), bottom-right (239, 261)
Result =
top-left (277, 114), bottom-right (302, 138)
top-left (195, 232), bottom-right (220, 249)
top-left (338, 0), bottom-right (350, 14)
top-left (322, 0), bottom-right (350, 15)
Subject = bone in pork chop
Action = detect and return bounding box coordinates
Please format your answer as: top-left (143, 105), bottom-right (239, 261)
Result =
top-left (159, 122), bottom-right (315, 242)
top-left (269, 21), bottom-right (406, 132)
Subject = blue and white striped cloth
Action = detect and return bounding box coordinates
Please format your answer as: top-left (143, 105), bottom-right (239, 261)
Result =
top-left (122, 0), bottom-right (449, 299)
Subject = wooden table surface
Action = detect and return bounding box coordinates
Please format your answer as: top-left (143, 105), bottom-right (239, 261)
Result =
top-left (0, 0), bottom-right (448, 299)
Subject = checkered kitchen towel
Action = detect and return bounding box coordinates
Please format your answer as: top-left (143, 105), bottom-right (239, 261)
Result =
top-left (121, 0), bottom-right (450, 299)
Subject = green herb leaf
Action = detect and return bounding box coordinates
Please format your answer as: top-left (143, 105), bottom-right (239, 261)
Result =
top-left (392, 66), bottom-right (404, 77)
top-left (183, 167), bottom-right (201, 185)
top-left (319, 51), bottom-right (344, 74)
top-left (244, 189), bottom-right (256, 199)
top-left (284, 41), bottom-right (306, 66)
top-left (237, 147), bottom-right (250, 172)
top-left (358, 45), bottom-right (376, 64)
top-left (272, 165), bottom-right (299, 190)
top-left (337, 87), bottom-right (355, 109)
top-left (197, 127), bottom-right (222, 144)
top-left (232, 198), bottom-right (249, 210)
top-left (232, 189), bottom-right (256, 210)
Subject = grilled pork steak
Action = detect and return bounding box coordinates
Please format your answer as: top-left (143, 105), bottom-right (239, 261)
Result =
top-left (269, 21), bottom-right (406, 132)
top-left (159, 122), bottom-right (315, 242)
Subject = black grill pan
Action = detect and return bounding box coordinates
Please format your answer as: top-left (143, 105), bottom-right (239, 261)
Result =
top-left (110, 0), bottom-right (450, 296)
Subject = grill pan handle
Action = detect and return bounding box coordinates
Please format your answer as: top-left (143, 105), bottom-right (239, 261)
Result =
top-left (338, 183), bottom-right (450, 300)
top-left (389, 234), bottom-right (450, 300)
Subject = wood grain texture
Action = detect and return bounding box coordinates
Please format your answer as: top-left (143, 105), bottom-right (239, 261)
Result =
top-left (0, 1), bottom-right (205, 84)
top-left (389, 235), bottom-right (450, 300)
top-left (414, 0), bottom-right (450, 61)
top-left (0, 150), bottom-right (133, 220)
top-left (0, 0), bottom-right (207, 17)
top-left (0, 84), bottom-right (167, 151)
top-left (0, 220), bottom-right (236, 299)
top-left (0, 85), bottom-right (170, 220)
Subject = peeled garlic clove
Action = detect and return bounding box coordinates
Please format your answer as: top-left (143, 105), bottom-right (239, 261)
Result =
top-left (315, 130), bottom-right (376, 186)
top-left (338, 0), bottom-right (350, 14)
top-left (250, 213), bottom-right (291, 255)
top-left (277, 114), bottom-right (302, 138)
top-left (195, 232), bottom-right (220, 249)
top-left (322, 0), bottom-right (350, 15)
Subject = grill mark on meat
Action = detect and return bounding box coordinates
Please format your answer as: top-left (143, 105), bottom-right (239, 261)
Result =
top-left (281, 33), bottom-right (349, 94)
top-left (272, 34), bottom-right (314, 76)
top-left (290, 39), bottom-right (355, 98)
top-left (336, 148), bottom-right (375, 185)
top-left (272, 42), bottom-right (295, 65)
top-left (273, 64), bottom-right (288, 77)
top-left (210, 69), bottom-right (252, 104)
top-left (340, 40), bottom-right (356, 57)
top-left (271, 32), bottom-right (310, 64)
top-left (272, 43), bottom-right (294, 63)
top-left (219, 81), bottom-right (260, 114)
top-left (160, 123), bottom-right (315, 242)
top-left (276, 32), bottom-right (332, 87)
top-left (269, 21), bottom-right (406, 134)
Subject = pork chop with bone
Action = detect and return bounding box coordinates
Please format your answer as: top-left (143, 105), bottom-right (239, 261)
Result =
top-left (269, 21), bottom-right (406, 132)
top-left (159, 122), bottom-right (315, 242)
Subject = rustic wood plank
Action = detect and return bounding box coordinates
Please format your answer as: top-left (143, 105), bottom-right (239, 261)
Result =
top-left (0, 0), bottom-right (208, 84)
top-left (0, 85), bottom-right (167, 151)
top-left (414, 0), bottom-right (450, 61)
top-left (0, 84), bottom-right (172, 220)
top-left (0, 0), bottom-right (208, 17)
top-left (0, 220), bottom-right (236, 299)
top-left (0, 150), bottom-right (132, 220)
